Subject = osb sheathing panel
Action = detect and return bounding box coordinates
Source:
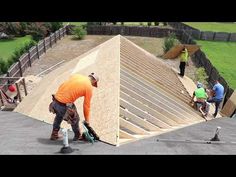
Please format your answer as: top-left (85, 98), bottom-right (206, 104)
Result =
top-left (221, 90), bottom-right (236, 117)
top-left (15, 35), bottom-right (120, 145)
top-left (163, 44), bottom-right (200, 59)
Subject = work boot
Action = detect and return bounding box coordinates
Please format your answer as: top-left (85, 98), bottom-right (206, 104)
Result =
top-left (50, 129), bottom-right (62, 140)
top-left (73, 132), bottom-right (86, 141)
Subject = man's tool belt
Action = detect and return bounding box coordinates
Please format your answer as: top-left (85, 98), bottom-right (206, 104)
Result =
top-left (52, 94), bottom-right (66, 106)
top-left (63, 103), bottom-right (79, 125)
top-left (49, 95), bottom-right (65, 114)
top-left (49, 95), bottom-right (79, 125)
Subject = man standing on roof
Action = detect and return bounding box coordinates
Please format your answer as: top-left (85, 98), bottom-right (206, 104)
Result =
top-left (178, 46), bottom-right (189, 77)
top-left (49, 73), bottom-right (99, 141)
top-left (207, 80), bottom-right (224, 118)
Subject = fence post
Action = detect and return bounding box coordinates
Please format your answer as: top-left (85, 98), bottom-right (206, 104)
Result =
top-left (212, 32), bottom-right (216, 41)
top-left (61, 28), bottom-right (64, 37)
top-left (200, 31), bottom-right (203, 40)
top-left (43, 38), bottom-right (46, 53)
top-left (63, 27), bottom-right (66, 36)
top-left (28, 51), bottom-right (31, 67)
top-left (0, 89), bottom-right (4, 106)
top-left (54, 32), bottom-right (57, 43)
top-left (22, 78), bottom-right (27, 96)
top-left (36, 44), bottom-right (40, 59)
top-left (59, 29), bottom-right (61, 39)
top-left (222, 85), bottom-right (229, 107)
top-left (49, 35), bottom-right (52, 48)
top-left (227, 33), bottom-right (231, 42)
top-left (186, 35), bottom-right (190, 44)
top-left (17, 60), bottom-right (23, 77)
top-left (15, 82), bottom-right (22, 102)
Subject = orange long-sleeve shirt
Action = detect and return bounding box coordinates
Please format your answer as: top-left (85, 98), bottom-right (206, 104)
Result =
top-left (55, 74), bottom-right (93, 121)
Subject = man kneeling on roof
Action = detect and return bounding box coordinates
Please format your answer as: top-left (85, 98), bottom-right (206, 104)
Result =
top-left (49, 72), bottom-right (99, 141)
top-left (190, 82), bottom-right (210, 117)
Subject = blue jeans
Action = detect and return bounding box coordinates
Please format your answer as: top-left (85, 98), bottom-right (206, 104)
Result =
top-left (52, 101), bottom-right (80, 135)
top-left (207, 97), bottom-right (222, 117)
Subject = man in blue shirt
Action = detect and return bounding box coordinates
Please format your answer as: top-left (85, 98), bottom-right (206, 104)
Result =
top-left (207, 80), bottom-right (224, 118)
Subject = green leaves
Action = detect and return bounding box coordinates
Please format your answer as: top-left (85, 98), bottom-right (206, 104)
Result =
top-left (195, 67), bottom-right (209, 87)
top-left (72, 26), bottom-right (87, 40)
top-left (163, 33), bottom-right (178, 53)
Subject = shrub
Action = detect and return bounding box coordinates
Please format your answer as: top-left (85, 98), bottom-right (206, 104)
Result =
top-left (87, 22), bottom-right (102, 26)
top-left (121, 22), bottom-right (124, 25)
top-left (4, 22), bottom-right (22, 36)
top-left (163, 22), bottom-right (168, 26)
top-left (0, 22), bottom-right (56, 38)
top-left (139, 22), bottom-right (143, 26)
top-left (81, 23), bottom-right (87, 30)
top-left (154, 22), bottom-right (159, 26)
top-left (10, 40), bottom-right (36, 63)
top-left (0, 59), bottom-right (8, 75)
top-left (25, 23), bottom-right (49, 41)
top-left (147, 22), bottom-right (152, 26)
top-left (194, 67), bottom-right (209, 86)
top-left (49, 22), bottom-right (63, 32)
top-left (19, 22), bottom-right (28, 35)
top-left (72, 26), bottom-right (87, 40)
top-left (163, 33), bottom-right (178, 53)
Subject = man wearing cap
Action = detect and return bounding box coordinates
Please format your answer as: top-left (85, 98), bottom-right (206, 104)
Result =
top-left (178, 47), bottom-right (189, 77)
top-left (207, 80), bottom-right (224, 118)
top-left (190, 82), bottom-right (209, 117)
top-left (49, 72), bottom-right (99, 141)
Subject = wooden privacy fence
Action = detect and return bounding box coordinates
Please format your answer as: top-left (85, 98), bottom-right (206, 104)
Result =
top-left (178, 30), bottom-right (234, 108)
top-left (86, 25), bottom-right (181, 38)
top-left (169, 22), bottom-right (236, 42)
top-left (5, 26), bottom-right (68, 78)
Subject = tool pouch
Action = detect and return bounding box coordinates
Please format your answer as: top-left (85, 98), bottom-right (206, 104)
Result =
top-left (63, 103), bottom-right (79, 125)
top-left (49, 94), bottom-right (56, 114)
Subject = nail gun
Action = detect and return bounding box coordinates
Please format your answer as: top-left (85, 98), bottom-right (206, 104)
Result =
top-left (82, 121), bottom-right (100, 144)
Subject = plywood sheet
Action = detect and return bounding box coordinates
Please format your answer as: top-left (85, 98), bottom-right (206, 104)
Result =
top-left (221, 90), bottom-right (236, 117)
top-left (163, 44), bottom-right (200, 59)
top-left (15, 35), bottom-right (120, 145)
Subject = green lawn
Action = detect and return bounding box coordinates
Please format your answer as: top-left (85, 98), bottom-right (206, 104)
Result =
top-left (184, 22), bottom-right (236, 33)
top-left (63, 22), bottom-right (87, 26)
top-left (0, 35), bottom-right (33, 61)
top-left (196, 40), bottom-right (236, 89)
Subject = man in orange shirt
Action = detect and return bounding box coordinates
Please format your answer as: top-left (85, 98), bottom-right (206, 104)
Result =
top-left (50, 72), bottom-right (99, 141)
